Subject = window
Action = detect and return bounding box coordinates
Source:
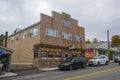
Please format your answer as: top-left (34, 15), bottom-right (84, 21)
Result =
top-left (7, 38), bottom-right (10, 44)
top-left (41, 52), bottom-right (47, 59)
top-left (63, 19), bottom-right (70, 27)
top-left (55, 52), bottom-right (61, 58)
top-left (48, 52), bottom-right (54, 58)
top-left (62, 32), bottom-right (72, 40)
top-left (75, 34), bottom-right (82, 42)
top-left (46, 28), bottom-right (58, 37)
top-left (22, 31), bottom-right (27, 39)
top-left (16, 35), bottom-right (19, 41)
top-left (30, 26), bottom-right (38, 37)
top-left (11, 37), bottom-right (14, 43)
top-left (34, 50), bottom-right (39, 58)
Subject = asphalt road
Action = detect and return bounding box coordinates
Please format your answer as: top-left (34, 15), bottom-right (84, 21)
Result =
top-left (1, 63), bottom-right (120, 80)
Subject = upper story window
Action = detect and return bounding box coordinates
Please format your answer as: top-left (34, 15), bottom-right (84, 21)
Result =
top-left (7, 38), bottom-right (10, 44)
top-left (74, 34), bottom-right (82, 42)
top-left (29, 26), bottom-right (38, 37)
top-left (11, 37), bottom-right (14, 43)
top-left (63, 18), bottom-right (70, 27)
top-left (16, 35), bottom-right (19, 41)
top-left (62, 32), bottom-right (72, 40)
top-left (22, 31), bottom-right (27, 39)
top-left (46, 27), bottom-right (58, 37)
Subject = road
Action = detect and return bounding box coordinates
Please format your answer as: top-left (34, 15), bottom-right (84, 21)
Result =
top-left (1, 63), bottom-right (120, 80)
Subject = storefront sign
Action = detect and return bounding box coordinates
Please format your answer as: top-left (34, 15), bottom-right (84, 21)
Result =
top-left (41, 47), bottom-right (62, 52)
top-left (85, 49), bottom-right (94, 58)
top-left (0, 49), bottom-right (3, 55)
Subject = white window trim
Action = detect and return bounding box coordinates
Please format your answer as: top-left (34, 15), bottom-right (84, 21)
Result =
top-left (22, 31), bottom-right (27, 39)
top-left (62, 32), bottom-right (72, 40)
top-left (29, 26), bottom-right (38, 37)
top-left (46, 27), bottom-right (58, 37)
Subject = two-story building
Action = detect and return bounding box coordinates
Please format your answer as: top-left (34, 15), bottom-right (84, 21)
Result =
top-left (6, 11), bottom-right (85, 68)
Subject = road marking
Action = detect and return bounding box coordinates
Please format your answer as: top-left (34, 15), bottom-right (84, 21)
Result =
top-left (64, 67), bottom-right (120, 80)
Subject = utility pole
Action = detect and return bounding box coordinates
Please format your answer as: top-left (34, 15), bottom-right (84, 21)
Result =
top-left (107, 30), bottom-right (110, 59)
top-left (80, 37), bottom-right (82, 56)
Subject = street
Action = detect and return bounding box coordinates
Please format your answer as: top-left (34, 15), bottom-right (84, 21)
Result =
top-left (1, 63), bottom-right (120, 80)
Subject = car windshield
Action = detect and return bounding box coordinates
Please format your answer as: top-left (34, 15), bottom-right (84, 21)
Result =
top-left (64, 57), bottom-right (73, 62)
top-left (93, 57), bottom-right (99, 59)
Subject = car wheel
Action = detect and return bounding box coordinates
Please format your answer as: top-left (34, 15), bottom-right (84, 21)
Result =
top-left (119, 61), bottom-right (120, 65)
top-left (97, 62), bottom-right (100, 66)
top-left (82, 64), bottom-right (86, 69)
top-left (105, 61), bottom-right (109, 65)
top-left (69, 65), bottom-right (73, 70)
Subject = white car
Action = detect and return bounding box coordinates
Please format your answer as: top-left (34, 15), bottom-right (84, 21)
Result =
top-left (88, 55), bottom-right (109, 66)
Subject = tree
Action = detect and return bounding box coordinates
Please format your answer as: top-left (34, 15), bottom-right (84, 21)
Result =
top-left (92, 38), bottom-right (98, 43)
top-left (85, 39), bottom-right (91, 44)
top-left (0, 34), bottom-right (4, 46)
top-left (111, 35), bottom-right (120, 47)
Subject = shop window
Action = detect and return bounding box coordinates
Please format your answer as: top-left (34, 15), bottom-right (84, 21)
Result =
top-left (48, 52), bottom-right (54, 58)
top-left (34, 50), bottom-right (39, 58)
top-left (55, 52), bottom-right (61, 58)
top-left (41, 52), bottom-right (47, 59)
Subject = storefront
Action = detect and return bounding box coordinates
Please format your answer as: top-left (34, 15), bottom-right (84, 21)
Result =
top-left (33, 44), bottom-right (82, 68)
top-left (0, 46), bottom-right (13, 72)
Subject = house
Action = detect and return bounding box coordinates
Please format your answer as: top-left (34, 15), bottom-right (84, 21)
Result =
top-left (85, 42), bottom-right (120, 60)
top-left (5, 11), bottom-right (85, 68)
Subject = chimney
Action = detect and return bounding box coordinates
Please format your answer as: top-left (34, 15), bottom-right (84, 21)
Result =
top-left (4, 31), bottom-right (8, 47)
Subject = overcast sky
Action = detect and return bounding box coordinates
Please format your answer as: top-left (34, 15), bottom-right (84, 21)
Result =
top-left (0, 0), bottom-right (120, 41)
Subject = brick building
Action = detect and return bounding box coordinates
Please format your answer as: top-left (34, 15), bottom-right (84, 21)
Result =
top-left (6, 11), bottom-right (85, 68)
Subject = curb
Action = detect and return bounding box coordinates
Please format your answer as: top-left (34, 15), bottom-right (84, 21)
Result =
top-left (0, 72), bottom-right (18, 78)
top-left (39, 67), bottom-right (58, 71)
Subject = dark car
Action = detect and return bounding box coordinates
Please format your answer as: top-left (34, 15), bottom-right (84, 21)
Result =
top-left (58, 56), bottom-right (87, 70)
top-left (114, 56), bottom-right (120, 63)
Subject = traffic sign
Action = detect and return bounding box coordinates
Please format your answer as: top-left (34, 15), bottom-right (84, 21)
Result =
top-left (0, 50), bottom-right (3, 55)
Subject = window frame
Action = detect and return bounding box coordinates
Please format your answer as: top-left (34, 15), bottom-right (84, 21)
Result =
top-left (22, 31), bottom-right (27, 39)
top-left (63, 19), bottom-right (71, 27)
top-left (46, 27), bottom-right (58, 37)
top-left (62, 32), bottom-right (72, 40)
top-left (74, 34), bottom-right (82, 42)
top-left (30, 26), bottom-right (38, 37)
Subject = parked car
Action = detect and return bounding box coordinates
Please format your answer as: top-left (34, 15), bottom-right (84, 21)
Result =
top-left (0, 61), bottom-right (4, 75)
top-left (88, 55), bottom-right (109, 66)
top-left (58, 56), bottom-right (87, 70)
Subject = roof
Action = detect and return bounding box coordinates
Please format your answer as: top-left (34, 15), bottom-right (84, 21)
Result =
top-left (0, 46), bottom-right (13, 55)
top-left (96, 42), bottom-right (120, 52)
top-left (85, 42), bottom-right (105, 49)
top-left (8, 21), bottom-right (40, 37)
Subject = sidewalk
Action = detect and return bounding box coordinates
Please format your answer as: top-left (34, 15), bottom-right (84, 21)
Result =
top-left (0, 72), bottom-right (17, 78)
top-left (0, 67), bottom-right (58, 78)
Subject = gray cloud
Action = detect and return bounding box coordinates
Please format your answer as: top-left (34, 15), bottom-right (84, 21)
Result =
top-left (0, 0), bottom-right (120, 41)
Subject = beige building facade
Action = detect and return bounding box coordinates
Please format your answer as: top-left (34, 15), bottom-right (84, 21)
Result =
top-left (6, 11), bottom-right (85, 68)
